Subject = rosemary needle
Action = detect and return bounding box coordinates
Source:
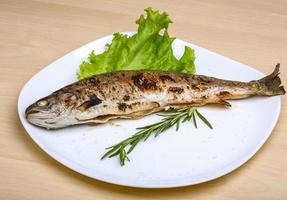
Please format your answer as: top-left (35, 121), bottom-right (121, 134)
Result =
top-left (101, 107), bottom-right (213, 166)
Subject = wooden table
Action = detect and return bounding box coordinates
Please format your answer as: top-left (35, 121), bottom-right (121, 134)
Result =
top-left (1, 0), bottom-right (286, 199)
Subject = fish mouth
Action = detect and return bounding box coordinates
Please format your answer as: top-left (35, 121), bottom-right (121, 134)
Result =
top-left (25, 110), bottom-right (59, 129)
top-left (25, 104), bottom-right (42, 117)
top-left (25, 105), bottom-right (56, 124)
top-left (25, 107), bottom-right (47, 118)
top-left (25, 108), bottom-right (40, 116)
top-left (25, 105), bottom-right (74, 129)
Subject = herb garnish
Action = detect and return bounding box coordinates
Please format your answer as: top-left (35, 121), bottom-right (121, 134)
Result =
top-left (101, 107), bottom-right (213, 166)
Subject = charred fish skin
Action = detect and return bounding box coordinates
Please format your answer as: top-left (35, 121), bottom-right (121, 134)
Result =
top-left (25, 64), bottom-right (285, 129)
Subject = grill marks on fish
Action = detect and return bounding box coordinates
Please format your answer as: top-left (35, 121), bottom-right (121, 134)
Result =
top-left (193, 75), bottom-right (213, 84)
top-left (75, 71), bottom-right (240, 116)
top-left (25, 65), bottom-right (285, 129)
top-left (123, 95), bottom-right (130, 101)
top-left (132, 73), bottom-right (158, 91)
top-left (188, 75), bottom-right (214, 92)
top-left (216, 91), bottom-right (231, 98)
top-left (77, 95), bottom-right (102, 111)
top-left (160, 75), bottom-right (175, 82)
top-left (118, 103), bottom-right (128, 111)
top-left (168, 87), bottom-right (184, 94)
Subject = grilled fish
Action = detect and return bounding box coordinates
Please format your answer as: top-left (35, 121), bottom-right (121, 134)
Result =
top-left (25, 64), bottom-right (285, 129)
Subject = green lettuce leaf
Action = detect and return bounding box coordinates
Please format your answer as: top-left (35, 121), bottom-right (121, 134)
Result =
top-left (77, 7), bottom-right (195, 80)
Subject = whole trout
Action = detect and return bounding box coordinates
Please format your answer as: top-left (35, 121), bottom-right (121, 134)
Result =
top-left (25, 64), bottom-right (285, 129)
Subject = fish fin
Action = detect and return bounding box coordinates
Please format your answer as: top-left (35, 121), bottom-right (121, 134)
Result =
top-left (218, 99), bottom-right (232, 107)
top-left (257, 63), bottom-right (285, 96)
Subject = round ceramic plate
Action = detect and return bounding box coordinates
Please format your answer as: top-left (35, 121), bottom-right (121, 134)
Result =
top-left (18, 32), bottom-right (281, 188)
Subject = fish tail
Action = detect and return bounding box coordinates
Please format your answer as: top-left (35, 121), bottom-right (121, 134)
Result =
top-left (256, 63), bottom-right (285, 96)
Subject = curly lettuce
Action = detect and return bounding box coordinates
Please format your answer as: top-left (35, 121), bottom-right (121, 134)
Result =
top-left (77, 8), bottom-right (195, 80)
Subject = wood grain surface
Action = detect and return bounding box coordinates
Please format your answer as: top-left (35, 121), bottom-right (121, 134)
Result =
top-left (0, 0), bottom-right (286, 199)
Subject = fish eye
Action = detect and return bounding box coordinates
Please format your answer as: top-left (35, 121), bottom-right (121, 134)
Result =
top-left (37, 100), bottom-right (48, 106)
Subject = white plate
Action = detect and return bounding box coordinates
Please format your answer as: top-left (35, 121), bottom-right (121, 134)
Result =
top-left (18, 32), bottom-right (281, 188)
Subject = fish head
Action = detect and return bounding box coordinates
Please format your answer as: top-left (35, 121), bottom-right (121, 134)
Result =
top-left (25, 92), bottom-right (78, 129)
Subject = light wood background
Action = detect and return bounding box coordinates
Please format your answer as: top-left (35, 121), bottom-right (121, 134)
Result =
top-left (0, 0), bottom-right (286, 199)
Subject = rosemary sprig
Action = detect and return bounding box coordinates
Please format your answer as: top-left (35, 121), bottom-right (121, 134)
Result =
top-left (101, 108), bottom-right (213, 166)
